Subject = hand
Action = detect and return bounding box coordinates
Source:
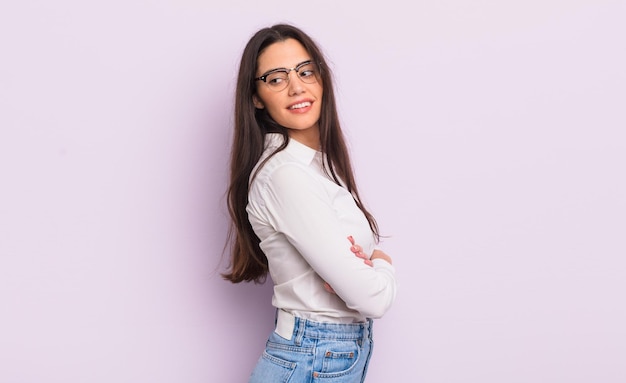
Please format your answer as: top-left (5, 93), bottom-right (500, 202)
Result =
top-left (323, 236), bottom-right (374, 294)
top-left (349, 236), bottom-right (393, 265)
top-left (348, 236), bottom-right (373, 267)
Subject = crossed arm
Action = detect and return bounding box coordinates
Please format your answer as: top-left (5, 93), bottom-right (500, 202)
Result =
top-left (324, 235), bottom-right (393, 294)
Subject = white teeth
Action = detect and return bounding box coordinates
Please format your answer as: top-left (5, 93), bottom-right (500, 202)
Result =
top-left (289, 102), bottom-right (311, 109)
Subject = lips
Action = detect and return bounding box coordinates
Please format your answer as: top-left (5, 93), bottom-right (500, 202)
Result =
top-left (287, 100), bottom-right (312, 110)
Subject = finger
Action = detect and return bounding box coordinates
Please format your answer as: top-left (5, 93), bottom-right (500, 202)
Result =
top-left (347, 236), bottom-right (356, 246)
top-left (350, 245), bottom-right (363, 254)
top-left (357, 254), bottom-right (373, 267)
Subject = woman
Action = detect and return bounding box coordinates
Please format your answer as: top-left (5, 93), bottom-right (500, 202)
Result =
top-left (223, 23), bottom-right (397, 382)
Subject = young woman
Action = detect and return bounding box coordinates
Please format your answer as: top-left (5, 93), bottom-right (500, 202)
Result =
top-left (223, 23), bottom-right (397, 382)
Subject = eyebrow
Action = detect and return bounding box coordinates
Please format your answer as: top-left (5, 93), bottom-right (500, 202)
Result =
top-left (258, 59), bottom-right (312, 77)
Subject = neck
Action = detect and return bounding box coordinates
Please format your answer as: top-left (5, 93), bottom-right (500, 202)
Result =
top-left (288, 127), bottom-right (320, 150)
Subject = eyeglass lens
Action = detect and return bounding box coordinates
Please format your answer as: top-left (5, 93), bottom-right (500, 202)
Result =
top-left (263, 62), bottom-right (317, 90)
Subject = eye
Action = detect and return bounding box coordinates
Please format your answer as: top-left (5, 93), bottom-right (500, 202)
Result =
top-left (267, 76), bottom-right (284, 85)
top-left (298, 64), bottom-right (316, 79)
top-left (265, 71), bottom-right (288, 86)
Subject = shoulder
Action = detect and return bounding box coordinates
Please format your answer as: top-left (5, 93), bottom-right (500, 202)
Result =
top-left (247, 155), bottom-right (324, 221)
top-left (253, 154), bottom-right (315, 192)
top-left (252, 134), bottom-right (318, 189)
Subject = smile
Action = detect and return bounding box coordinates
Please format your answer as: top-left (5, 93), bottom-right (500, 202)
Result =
top-left (288, 101), bottom-right (311, 110)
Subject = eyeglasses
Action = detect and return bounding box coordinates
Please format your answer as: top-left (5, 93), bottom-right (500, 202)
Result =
top-left (255, 60), bottom-right (319, 92)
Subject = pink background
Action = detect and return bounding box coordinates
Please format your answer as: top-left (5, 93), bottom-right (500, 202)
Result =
top-left (1, 1), bottom-right (625, 382)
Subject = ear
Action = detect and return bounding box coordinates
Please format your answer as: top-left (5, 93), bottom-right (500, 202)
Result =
top-left (253, 94), bottom-right (265, 109)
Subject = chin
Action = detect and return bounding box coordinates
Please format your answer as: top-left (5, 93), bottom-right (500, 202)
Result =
top-left (281, 120), bottom-right (317, 130)
top-left (287, 126), bottom-right (317, 133)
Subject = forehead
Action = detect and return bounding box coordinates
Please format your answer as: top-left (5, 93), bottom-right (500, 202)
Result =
top-left (257, 38), bottom-right (311, 74)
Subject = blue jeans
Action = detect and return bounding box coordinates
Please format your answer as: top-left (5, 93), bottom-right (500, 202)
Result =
top-left (249, 311), bottom-right (374, 382)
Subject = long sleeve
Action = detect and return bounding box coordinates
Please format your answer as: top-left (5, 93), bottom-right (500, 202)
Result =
top-left (255, 162), bottom-right (396, 318)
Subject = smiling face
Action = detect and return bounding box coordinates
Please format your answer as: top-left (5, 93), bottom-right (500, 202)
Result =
top-left (253, 38), bottom-right (323, 149)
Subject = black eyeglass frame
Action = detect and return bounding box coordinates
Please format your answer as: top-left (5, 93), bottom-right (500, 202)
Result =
top-left (254, 60), bottom-right (318, 86)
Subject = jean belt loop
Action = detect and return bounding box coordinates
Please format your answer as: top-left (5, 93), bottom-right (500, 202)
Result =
top-left (294, 317), bottom-right (306, 346)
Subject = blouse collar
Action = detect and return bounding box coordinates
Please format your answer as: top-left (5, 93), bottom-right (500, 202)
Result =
top-left (265, 133), bottom-right (320, 166)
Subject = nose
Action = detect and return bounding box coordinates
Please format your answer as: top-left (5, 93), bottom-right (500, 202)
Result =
top-left (287, 71), bottom-right (304, 96)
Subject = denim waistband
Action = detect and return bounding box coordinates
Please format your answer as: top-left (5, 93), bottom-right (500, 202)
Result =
top-left (275, 309), bottom-right (373, 343)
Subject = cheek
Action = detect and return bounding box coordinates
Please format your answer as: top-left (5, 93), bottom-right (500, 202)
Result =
top-left (257, 92), bottom-right (280, 111)
top-left (315, 85), bottom-right (324, 102)
top-left (263, 100), bottom-right (286, 123)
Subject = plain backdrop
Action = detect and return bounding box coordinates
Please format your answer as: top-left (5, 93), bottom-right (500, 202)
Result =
top-left (1, 0), bottom-right (625, 382)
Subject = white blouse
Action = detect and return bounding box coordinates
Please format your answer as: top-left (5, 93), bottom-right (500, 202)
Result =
top-left (246, 133), bottom-right (396, 324)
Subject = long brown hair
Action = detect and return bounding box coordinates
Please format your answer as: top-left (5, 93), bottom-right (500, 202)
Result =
top-left (222, 24), bottom-right (379, 283)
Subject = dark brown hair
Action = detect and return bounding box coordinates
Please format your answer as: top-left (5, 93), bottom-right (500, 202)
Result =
top-left (222, 23), bottom-right (379, 283)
